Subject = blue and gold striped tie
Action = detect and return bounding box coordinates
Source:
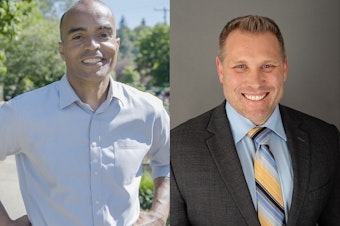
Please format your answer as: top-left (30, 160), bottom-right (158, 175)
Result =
top-left (248, 127), bottom-right (286, 226)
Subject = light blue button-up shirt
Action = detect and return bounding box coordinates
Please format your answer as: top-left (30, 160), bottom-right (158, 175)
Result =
top-left (226, 102), bottom-right (293, 221)
top-left (0, 75), bottom-right (170, 226)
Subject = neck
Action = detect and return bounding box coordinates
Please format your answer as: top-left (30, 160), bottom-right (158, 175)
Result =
top-left (67, 75), bottom-right (110, 111)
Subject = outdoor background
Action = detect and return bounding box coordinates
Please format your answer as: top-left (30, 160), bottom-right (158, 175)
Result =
top-left (170, 0), bottom-right (340, 130)
top-left (0, 0), bottom-right (170, 110)
top-left (0, 0), bottom-right (169, 220)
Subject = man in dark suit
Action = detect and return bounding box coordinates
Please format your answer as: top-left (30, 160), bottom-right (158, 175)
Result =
top-left (170, 15), bottom-right (340, 226)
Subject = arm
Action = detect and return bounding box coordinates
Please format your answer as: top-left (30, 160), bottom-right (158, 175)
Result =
top-left (0, 202), bottom-right (30, 226)
top-left (134, 102), bottom-right (170, 226)
top-left (134, 176), bottom-right (170, 226)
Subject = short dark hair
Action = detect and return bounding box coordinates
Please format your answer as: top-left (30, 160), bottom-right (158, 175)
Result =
top-left (218, 15), bottom-right (286, 61)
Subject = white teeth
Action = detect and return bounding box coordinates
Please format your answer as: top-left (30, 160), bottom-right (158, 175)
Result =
top-left (83, 58), bottom-right (102, 64)
top-left (244, 94), bottom-right (266, 101)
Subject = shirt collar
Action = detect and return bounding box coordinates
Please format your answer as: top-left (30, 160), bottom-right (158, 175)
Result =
top-left (59, 74), bottom-right (79, 109)
top-left (59, 74), bottom-right (127, 110)
top-left (109, 76), bottom-right (127, 107)
top-left (226, 102), bottom-right (287, 144)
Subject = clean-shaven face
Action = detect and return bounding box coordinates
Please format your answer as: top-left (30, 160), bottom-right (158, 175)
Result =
top-left (216, 29), bottom-right (288, 125)
top-left (59, 2), bottom-right (120, 83)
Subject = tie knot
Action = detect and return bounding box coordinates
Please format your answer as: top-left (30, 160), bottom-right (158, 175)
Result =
top-left (247, 127), bottom-right (272, 146)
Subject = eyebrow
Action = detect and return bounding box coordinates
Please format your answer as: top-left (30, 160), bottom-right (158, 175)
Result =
top-left (98, 24), bottom-right (113, 31)
top-left (67, 24), bottom-right (113, 36)
top-left (67, 27), bottom-right (86, 36)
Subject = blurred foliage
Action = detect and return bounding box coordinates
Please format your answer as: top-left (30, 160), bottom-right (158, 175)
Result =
top-left (0, 0), bottom-right (36, 81)
top-left (135, 24), bottom-right (169, 87)
top-left (0, 0), bottom-right (35, 38)
top-left (139, 170), bottom-right (154, 210)
top-left (0, 0), bottom-right (169, 107)
top-left (0, 19), bottom-right (64, 99)
top-left (0, 50), bottom-right (6, 76)
top-left (139, 170), bottom-right (170, 225)
top-left (36, 0), bottom-right (74, 19)
top-left (120, 66), bottom-right (143, 89)
top-left (117, 25), bottom-right (135, 60)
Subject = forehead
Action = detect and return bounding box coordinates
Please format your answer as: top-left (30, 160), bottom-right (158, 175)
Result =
top-left (225, 30), bottom-right (281, 56)
top-left (61, 3), bottom-right (115, 33)
top-left (226, 30), bottom-right (279, 46)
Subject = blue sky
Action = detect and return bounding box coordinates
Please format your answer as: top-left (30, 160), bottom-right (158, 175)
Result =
top-left (101, 0), bottom-right (170, 28)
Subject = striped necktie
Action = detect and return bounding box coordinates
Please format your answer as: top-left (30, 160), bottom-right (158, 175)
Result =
top-left (248, 127), bottom-right (286, 226)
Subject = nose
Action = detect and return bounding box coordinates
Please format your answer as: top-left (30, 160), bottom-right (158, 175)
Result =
top-left (247, 70), bottom-right (265, 88)
top-left (85, 36), bottom-right (100, 50)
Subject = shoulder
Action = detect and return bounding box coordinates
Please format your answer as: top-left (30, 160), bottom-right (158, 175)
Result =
top-left (172, 110), bottom-right (211, 133)
top-left (113, 81), bottom-right (165, 112)
top-left (280, 105), bottom-right (338, 130)
top-left (171, 103), bottom-right (224, 141)
top-left (0, 81), bottom-right (59, 131)
top-left (2, 81), bottom-right (59, 111)
top-left (280, 105), bottom-right (339, 141)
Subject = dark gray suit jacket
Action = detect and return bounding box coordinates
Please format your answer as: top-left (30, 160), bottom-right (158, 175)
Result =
top-left (171, 102), bottom-right (340, 226)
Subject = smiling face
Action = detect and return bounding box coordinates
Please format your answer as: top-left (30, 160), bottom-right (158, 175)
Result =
top-left (216, 30), bottom-right (288, 125)
top-left (59, 1), bottom-right (120, 83)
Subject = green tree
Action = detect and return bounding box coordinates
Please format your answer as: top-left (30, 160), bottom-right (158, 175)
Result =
top-left (0, 0), bottom-right (35, 38)
top-left (115, 24), bottom-right (135, 81)
top-left (135, 24), bottom-right (169, 87)
top-left (117, 26), bottom-right (134, 60)
top-left (36, 0), bottom-right (74, 19)
top-left (118, 16), bottom-right (128, 29)
top-left (133, 23), bottom-right (150, 55)
top-left (115, 18), bottom-right (152, 85)
top-left (119, 66), bottom-right (141, 88)
top-left (140, 18), bottom-right (146, 27)
top-left (0, 0), bottom-right (36, 81)
top-left (0, 19), bottom-right (64, 99)
top-left (116, 18), bottom-right (151, 62)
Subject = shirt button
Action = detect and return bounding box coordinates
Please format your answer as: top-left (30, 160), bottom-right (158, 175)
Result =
top-left (95, 200), bottom-right (100, 205)
top-left (91, 142), bottom-right (97, 148)
top-left (94, 171), bottom-right (98, 176)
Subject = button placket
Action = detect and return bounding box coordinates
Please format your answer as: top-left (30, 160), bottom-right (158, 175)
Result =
top-left (89, 115), bottom-right (104, 225)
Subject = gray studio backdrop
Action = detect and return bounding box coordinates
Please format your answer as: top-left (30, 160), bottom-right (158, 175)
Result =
top-left (170, 0), bottom-right (340, 130)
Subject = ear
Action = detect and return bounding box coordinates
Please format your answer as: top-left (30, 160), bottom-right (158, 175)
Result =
top-left (115, 37), bottom-right (121, 49)
top-left (216, 56), bottom-right (224, 84)
top-left (58, 41), bottom-right (65, 61)
top-left (283, 57), bottom-right (288, 82)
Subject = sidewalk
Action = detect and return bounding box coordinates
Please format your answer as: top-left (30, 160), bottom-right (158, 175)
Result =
top-left (0, 156), bottom-right (27, 219)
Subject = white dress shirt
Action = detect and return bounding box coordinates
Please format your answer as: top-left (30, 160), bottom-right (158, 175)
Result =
top-left (0, 75), bottom-right (170, 226)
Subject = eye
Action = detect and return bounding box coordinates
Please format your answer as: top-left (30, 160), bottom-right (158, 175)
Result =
top-left (99, 32), bottom-right (112, 40)
top-left (71, 34), bottom-right (83, 41)
top-left (100, 33), bottom-right (109, 38)
top-left (262, 64), bottom-right (275, 72)
top-left (233, 64), bottom-right (247, 72)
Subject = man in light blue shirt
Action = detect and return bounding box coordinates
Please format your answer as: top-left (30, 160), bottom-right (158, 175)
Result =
top-left (0, 1), bottom-right (169, 225)
top-left (226, 102), bottom-right (294, 222)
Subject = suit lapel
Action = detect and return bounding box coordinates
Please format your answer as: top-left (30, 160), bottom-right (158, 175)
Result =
top-left (206, 102), bottom-right (260, 226)
top-left (280, 105), bottom-right (310, 226)
top-left (204, 103), bottom-right (312, 225)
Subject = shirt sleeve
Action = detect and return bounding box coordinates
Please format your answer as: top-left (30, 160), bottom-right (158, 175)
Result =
top-left (0, 101), bottom-right (21, 160)
top-left (147, 102), bottom-right (170, 179)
